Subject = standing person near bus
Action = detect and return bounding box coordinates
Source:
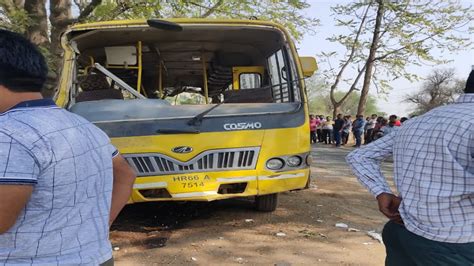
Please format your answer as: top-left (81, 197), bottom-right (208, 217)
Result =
top-left (316, 115), bottom-right (325, 143)
top-left (346, 70), bottom-right (474, 265)
top-left (309, 114), bottom-right (318, 144)
top-left (342, 115), bottom-right (352, 145)
top-left (0, 29), bottom-right (136, 265)
top-left (389, 114), bottom-right (401, 127)
top-left (375, 118), bottom-right (388, 139)
top-left (322, 116), bottom-right (334, 144)
top-left (352, 115), bottom-right (366, 148)
top-left (365, 114), bottom-right (377, 144)
top-left (333, 113), bottom-right (345, 147)
top-left (382, 118), bottom-right (397, 136)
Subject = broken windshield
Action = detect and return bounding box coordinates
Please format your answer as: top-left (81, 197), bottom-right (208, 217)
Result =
top-left (69, 24), bottom-right (302, 107)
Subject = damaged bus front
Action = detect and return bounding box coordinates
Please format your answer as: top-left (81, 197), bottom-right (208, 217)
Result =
top-left (55, 19), bottom-right (317, 211)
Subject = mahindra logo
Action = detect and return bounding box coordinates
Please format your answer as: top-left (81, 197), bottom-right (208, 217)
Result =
top-left (223, 122), bottom-right (262, 131)
top-left (172, 146), bottom-right (193, 154)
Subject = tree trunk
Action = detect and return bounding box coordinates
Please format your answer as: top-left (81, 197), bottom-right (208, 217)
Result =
top-left (49, 0), bottom-right (72, 71)
top-left (332, 102), bottom-right (342, 119)
top-left (14, 0), bottom-right (25, 7)
top-left (356, 0), bottom-right (384, 116)
top-left (24, 0), bottom-right (49, 46)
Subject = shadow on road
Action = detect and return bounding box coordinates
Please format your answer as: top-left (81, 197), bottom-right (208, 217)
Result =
top-left (112, 198), bottom-right (255, 233)
top-left (110, 198), bottom-right (257, 250)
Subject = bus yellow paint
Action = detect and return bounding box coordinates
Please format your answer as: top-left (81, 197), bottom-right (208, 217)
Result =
top-left (55, 19), bottom-right (317, 210)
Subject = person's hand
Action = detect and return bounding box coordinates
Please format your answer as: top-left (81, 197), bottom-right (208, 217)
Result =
top-left (376, 193), bottom-right (403, 225)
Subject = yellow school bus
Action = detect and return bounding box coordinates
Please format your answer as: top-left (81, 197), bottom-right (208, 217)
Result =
top-left (55, 19), bottom-right (317, 211)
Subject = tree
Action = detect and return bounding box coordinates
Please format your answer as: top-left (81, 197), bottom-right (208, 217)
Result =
top-left (306, 75), bottom-right (381, 116)
top-left (0, 0), bottom-right (318, 95)
top-left (405, 68), bottom-right (464, 115)
top-left (330, 91), bottom-right (380, 117)
top-left (320, 0), bottom-right (472, 117)
top-left (91, 0), bottom-right (318, 41)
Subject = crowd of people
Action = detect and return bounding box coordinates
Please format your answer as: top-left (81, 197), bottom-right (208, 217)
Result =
top-left (309, 113), bottom-right (409, 148)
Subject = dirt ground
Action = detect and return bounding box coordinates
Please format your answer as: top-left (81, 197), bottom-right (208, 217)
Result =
top-left (110, 143), bottom-right (394, 265)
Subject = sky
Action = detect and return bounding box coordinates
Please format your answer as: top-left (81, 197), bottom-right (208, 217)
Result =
top-left (295, 0), bottom-right (473, 116)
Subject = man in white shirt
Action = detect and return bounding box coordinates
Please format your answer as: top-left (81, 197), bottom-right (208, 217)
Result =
top-left (346, 70), bottom-right (473, 265)
top-left (365, 114), bottom-right (377, 144)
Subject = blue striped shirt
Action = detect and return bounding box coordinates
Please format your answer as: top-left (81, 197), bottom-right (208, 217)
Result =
top-left (347, 94), bottom-right (473, 243)
top-left (0, 99), bottom-right (117, 265)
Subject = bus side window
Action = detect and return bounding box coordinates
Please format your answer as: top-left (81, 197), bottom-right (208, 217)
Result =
top-left (267, 49), bottom-right (290, 103)
top-left (284, 47), bottom-right (301, 102)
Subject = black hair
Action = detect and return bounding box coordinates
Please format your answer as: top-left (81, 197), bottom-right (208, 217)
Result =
top-left (0, 29), bottom-right (48, 92)
top-left (465, 70), bottom-right (473, 94)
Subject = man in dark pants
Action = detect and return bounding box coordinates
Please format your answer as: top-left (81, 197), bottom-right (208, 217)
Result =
top-left (316, 115), bottom-right (324, 143)
top-left (383, 221), bottom-right (474, 266)
top-left (333, 113), bottom-right (344, 147)
top-left (352, 115), bottom-right (365, 147)
top-left (365, 114), bottom-right (377, 144)
top-left (346, 71), bottom-right (474, 265)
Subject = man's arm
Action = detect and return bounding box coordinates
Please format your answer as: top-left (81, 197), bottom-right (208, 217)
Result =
top-left (109, 154), bottom-right (136, 225)
top-left (0, 185), bottom-right (33, 233)
top-left (346, 132), bottom-right (395, 196)
top-left (0, 132), bottom-right (39, 234)
top-left (346, 132), bottom-right (403, 221)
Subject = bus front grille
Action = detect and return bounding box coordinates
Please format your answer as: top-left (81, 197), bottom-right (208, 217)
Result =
top-left (124, 147), bottom-right (260, 176)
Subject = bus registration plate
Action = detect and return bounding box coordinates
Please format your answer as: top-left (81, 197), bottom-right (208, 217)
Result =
top-left (172, 174), bottom-right (212, 189)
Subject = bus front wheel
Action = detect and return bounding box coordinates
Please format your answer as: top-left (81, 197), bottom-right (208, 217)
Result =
top-left (255, 193), bottom-right (278, 212)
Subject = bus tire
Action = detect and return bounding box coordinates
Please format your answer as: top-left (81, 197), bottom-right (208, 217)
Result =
top-left (255, 193), bottom-right (278, 212)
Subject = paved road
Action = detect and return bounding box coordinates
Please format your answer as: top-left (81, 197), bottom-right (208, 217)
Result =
top-left (310, 142), bottom-right (394, 181)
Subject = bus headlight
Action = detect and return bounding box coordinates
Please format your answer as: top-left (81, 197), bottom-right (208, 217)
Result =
top-left (266, 158), bottom-right (285, 170)
top-left (306, 154), bottom-right (313, 166)
top-left (287, 156), bottom-right (302, 167)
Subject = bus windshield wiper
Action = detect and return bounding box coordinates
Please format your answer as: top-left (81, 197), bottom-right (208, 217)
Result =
top-left (187, 102), bottom-right (224, 127)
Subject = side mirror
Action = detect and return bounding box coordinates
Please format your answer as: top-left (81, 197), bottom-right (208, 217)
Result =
top-left (299, 57), bottom-right (318, 78)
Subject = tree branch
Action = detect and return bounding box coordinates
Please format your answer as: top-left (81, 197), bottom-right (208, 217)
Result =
top-left (377, 0), bottom-right (410, 41)
top-left (77, 0), bottom-right (101, 21)
top-left (336, 63), bottom-right (367, 105)
top-left (330, 0), bottom-right (373, 104)
top-left (200, 0), bottom-right (224, 18)
top-left (374, 23), bottom-right (458, 63)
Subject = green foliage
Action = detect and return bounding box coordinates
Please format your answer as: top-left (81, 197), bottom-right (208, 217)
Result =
top-left (88, 0), bottom-right (319, 40)
top-left (306, 75), bottom-right (381, 116)
top-left (0, 1), bottom-right (30, 33)
top-left (331, 91), bottom-right (380, 117)
top-left (306, 75), bottom-right (330, 115)
top-left (322, 0), bottom-right (472, 94)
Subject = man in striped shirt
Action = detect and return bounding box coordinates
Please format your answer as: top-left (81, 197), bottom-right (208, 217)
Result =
top-left (347, 70), bottom-right (473, 265)
top-left (0, 29), bottom-right (136, 265)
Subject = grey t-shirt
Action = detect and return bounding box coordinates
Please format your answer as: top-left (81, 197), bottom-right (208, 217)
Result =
top-left (0, 99), bottom-right (116, 265)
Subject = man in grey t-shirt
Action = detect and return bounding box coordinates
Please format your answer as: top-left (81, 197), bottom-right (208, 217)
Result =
top-left (0, 30), bottom-right (136, 265)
